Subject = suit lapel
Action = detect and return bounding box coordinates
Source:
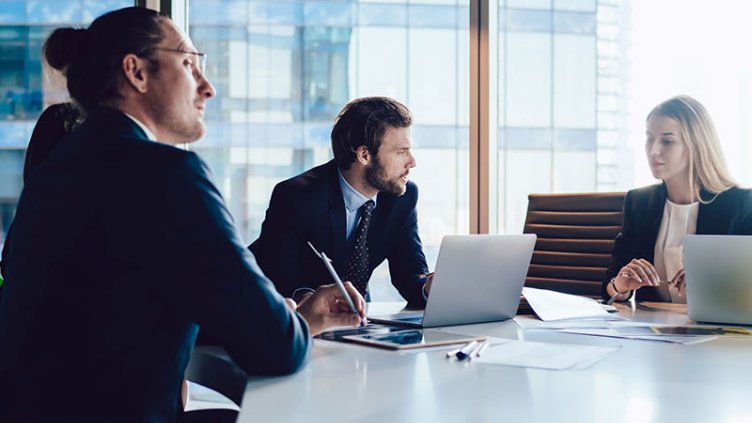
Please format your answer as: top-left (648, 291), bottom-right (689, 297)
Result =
top-left (644, 184), bottom-right (667, 262)
top-left (696, 189), bottom-right (717, 234)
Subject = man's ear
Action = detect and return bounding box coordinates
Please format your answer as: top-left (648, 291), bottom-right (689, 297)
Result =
top-left (354, 145), bottom-right (371, 166)
top-left (122, 53), bottom-right (150, 94)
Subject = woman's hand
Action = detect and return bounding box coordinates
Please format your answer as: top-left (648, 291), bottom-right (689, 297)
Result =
top-left (670, 268), bottom-right (686, 295)
top-left (614, 258), bottom-right (662, 292)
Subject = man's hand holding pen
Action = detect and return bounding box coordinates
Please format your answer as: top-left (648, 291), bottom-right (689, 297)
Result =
top-left (294, 282), bottom-right (367, 336)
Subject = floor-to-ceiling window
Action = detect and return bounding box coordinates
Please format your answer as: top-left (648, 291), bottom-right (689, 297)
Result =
top-left (4, 0), bottom-right (752, 301)
top-left (491, 0), bottom-right (628, 234)
top-left (626, 0), bottom-right (752, 190)
top-left (188, 0), bottom-right (471, 300)
top-left (0, 0), bottom-right (132, 245)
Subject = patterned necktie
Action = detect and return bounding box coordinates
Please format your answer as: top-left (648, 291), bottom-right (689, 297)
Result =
top-left (344, 200), bottom-right (376, 295)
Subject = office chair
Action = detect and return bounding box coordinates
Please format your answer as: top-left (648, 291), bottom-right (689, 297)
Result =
top-left (522, 192), bottom-right (625, 298)
top-left (181, 349), bottom-right (248, 423)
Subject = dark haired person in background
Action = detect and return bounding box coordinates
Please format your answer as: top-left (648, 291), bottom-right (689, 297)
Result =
top-left (250, 96), bottom-right (432, 308)
top-left (1, 42), bottom-right (85, 321)
top-left (23, 32), bottom-right (87, 183)
top-left (0, 7), bottom-right (364, 422)
top-left (0, 102), bottom-right (84, 310)
top-left (22, 102), bottom-right (85, 183)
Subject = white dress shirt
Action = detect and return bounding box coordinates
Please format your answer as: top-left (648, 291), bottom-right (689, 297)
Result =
top-left (123, 112), bottom-right (157, 141)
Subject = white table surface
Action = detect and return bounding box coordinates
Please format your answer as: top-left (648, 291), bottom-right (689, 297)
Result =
top-left (236, 302), bottom-right (752, 423)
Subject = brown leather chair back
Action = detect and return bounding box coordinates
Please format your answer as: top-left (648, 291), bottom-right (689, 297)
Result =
top-left (523, 192), bottom-right (625, 298)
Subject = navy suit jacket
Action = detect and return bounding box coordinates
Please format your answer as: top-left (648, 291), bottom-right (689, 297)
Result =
top-left (603, 183), bottom-right (752, 302)
top-left (250, 160), bottom-right (429, 307)
top-left (0, 107), bottom-right (310, 422)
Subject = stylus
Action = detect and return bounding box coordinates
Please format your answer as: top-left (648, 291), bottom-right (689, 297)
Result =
top-left (307, 241), bottom-right (365, 326)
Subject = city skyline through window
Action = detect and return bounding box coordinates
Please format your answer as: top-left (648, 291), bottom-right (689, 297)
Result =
top-left (2, 1), bottom-right (752, 300)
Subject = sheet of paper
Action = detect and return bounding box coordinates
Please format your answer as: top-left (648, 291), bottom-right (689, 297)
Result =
top-left (473, 339), bottom-right (619, 370)
top-left (522, 287), bottom-right (623, 322)
top-left (184, 381), bottom-right (240, 412)
top-left (514, 316), bottom-right (614, 330)
top-left (557, 328), bottom-right (717, 345)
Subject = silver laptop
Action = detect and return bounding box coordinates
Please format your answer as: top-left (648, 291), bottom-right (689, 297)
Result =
top-left (369, 234), bottom-right (536, 328)
top-left (683, 235), bottom-right (752, 325)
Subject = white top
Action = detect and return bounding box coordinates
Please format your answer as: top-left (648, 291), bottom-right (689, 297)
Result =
top-left (653, 199), bottom-right (699, 303)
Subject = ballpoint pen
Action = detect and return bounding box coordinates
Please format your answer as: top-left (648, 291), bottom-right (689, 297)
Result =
top-left (473, 342), bottom-right (489, 358)
top-left (307, 241), bottom-right (366, 326)
top-left (605, 276), bottom-right (671, 305)
top-left (445, 346), bottom-right (463, 358)
top-left (464, 341), bottom-right (488, 361)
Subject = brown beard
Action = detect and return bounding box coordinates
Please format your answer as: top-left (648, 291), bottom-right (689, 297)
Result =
top-left (365, 155), bottom-right (406, 196)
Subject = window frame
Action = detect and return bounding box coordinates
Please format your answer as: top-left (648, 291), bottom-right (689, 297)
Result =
top-left (155, 0), bottom-right (492, 234)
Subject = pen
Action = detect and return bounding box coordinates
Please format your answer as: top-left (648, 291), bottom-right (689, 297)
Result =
top-left (445, 346), bottom-right (463, 358)
top-left (307, 242), bottom-right (365, 326)
top-left (465, 341), bottom-right (487, 361)
top-left (455, 340), bottom-right (479, 361)
top-left (473, 342), bottom-right (489, 358)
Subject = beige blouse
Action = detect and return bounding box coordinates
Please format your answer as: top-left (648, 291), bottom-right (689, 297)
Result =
top-left (653, 199), bottom-right (699, 303)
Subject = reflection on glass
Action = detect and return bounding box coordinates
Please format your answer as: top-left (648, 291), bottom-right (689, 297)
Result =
top-left (188, 0), bottom-right (470, 301)
top-left (492, 1), bottom-right (624, 234)
top-left (0, 0), bottom-right (131, 246)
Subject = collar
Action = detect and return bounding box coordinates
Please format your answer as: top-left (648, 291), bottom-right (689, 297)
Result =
top-left (337, 169), bottom-right (377, 213)
top-left (123, 113), bottom-right (158, 142)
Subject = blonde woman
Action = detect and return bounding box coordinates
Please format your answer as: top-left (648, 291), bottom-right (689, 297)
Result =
top-left (603, 95), bottom-right (752, 303)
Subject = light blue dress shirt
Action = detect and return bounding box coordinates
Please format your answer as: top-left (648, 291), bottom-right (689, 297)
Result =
top-left (337, 170), bottom-right (378, 241)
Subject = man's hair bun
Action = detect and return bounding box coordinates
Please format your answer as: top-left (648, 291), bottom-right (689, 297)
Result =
top-left (43, 27), bottom-right (87, 73)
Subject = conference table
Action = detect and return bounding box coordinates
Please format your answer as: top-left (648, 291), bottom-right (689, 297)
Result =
top-left (235, 301), bottom-right (752, 423)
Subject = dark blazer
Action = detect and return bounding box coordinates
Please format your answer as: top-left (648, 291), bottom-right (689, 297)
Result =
top-left (250, 160), bottom-right (429, 307)
top-left (0, 107), bottom-right (310, 422)
top-left (603, 183), bottom-right (752, 302)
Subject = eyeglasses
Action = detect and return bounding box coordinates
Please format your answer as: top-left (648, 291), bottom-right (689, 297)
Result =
top-left (152, 47), bottom-right (207, 75)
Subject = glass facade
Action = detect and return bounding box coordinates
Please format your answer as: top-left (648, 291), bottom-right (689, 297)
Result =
top-left (4, 0), bottom-right (751, 301)
top-left (188, 0), bottom-right (471, 300)
top-left (0, 0), bottom-right (132, 244)
top-left (492, 0), bottom-right (631, 234)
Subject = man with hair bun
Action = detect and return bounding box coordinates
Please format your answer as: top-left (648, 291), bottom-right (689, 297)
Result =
top-left (0, 7), bottom-right (364, 422)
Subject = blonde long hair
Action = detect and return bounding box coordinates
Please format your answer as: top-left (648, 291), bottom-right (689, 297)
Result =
top-left (647, 95), bottom-right (736, 203)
